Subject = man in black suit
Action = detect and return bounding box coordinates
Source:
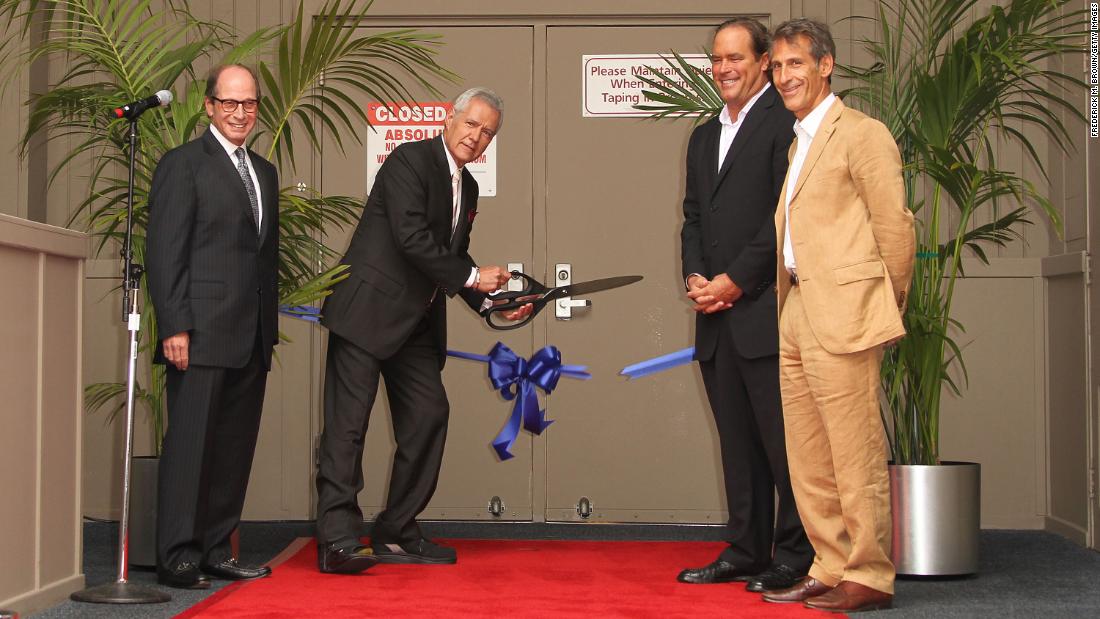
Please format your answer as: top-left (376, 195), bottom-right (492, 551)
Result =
top-left (146, 64), bottom-right (279, 589)
top-left (314, 87), bottom-right (529, 573)
top-left (676, 18), bottom-right (812, 591)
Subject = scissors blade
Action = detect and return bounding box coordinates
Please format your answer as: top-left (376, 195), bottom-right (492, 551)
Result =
top-left (553, 275), bottom-right (643, 298)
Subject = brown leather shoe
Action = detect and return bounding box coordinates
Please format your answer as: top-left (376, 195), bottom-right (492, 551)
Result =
top-left (804, 580), bottom-right (893, 613)
top-left (761, 576), bottom-right (834, 603)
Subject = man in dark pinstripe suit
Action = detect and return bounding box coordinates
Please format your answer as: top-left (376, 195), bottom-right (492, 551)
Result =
top-left (146, 64), bottom-right (279, 589)
top-left (313, 88), bottom-right (528, 573)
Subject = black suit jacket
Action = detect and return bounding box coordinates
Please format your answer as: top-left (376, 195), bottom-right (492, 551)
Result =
top-left (321, 136), bottom-right (482, 364)
top-left (146, 129), bottom-right (280, 369)
top-left (681, 85), bottom-right (795, 361)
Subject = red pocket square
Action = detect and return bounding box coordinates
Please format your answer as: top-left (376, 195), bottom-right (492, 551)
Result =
top-left (467, 209), bottom-right (478, 223)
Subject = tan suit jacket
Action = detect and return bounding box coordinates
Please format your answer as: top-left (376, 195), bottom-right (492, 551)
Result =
top-left (775, 98), bottom-right (915, 355)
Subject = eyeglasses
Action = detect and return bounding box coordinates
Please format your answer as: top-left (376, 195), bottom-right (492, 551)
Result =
top-left (210, 96), bottom-right (259, 113)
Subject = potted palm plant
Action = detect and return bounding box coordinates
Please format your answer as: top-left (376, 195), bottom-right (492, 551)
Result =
top-left (0, 0), bottom-right (455, 566)
top-left (634, 0), bottom-right (1085, 576)
top-left (841, 0), bottom-right (1084, 575)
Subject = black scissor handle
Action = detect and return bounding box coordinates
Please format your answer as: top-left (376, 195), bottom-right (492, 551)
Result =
top-left (485, 306), bottom-right (539, 330)
top-left (482, 271), bottom-right (547, 330)
top-left (478, 272), bottom-right (545, 314)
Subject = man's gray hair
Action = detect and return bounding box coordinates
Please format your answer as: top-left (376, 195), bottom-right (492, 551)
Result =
top-left (771, 18), bottom-right (836, 63)
top-left (453, 87), bottom-right (504, 130)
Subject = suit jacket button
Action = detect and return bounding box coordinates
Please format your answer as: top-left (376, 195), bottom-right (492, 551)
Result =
top-left (711, 240), bottom-right (719, 247)
top-left (256, 287), bottom-right (262, 294)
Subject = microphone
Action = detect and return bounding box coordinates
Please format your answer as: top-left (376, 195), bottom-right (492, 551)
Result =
top-left (111, 90), bottom-right (173, 120)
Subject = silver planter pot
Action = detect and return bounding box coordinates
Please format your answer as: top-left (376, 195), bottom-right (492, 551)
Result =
top-left (889, 461), bottom-right (980, 576)
top-left (128, 456), bottom-right (159, 568)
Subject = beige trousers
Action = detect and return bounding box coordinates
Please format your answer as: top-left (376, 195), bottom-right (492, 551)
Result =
top-left (778, 287), bottom-right (895, 594)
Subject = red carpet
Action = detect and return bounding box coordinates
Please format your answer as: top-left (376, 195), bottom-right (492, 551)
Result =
top-left (178, 539), bottom-right (838, 618)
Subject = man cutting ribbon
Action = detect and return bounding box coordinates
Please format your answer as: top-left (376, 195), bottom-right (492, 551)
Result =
top-left (314, 87), bottom-right (532, 573)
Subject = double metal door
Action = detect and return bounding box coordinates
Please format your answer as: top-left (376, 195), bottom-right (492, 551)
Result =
top-left (258, 22), bottom-right (739, 525)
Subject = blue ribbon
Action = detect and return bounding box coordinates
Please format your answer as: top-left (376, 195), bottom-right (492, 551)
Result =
top-left (448, 342), bottom-right (590, 461)
top-left (279, 305), bottom-right (321, 322)
top-left (619, 347), bottom-right (695, 379)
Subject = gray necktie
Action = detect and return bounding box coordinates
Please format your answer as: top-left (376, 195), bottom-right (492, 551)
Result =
top-left (450, 168), bottom-right (462, 238)
top-left (234, 147), bottom-right (261, 235)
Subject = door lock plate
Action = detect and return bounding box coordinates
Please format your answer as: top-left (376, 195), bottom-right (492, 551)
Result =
top-left (555, 263), bottom-right (591, 319)
top-left (506, 263), bottom-right (524, 292)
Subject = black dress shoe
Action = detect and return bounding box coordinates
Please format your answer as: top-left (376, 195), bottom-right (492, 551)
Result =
top-left (157, 562), bottom-right (212, 589)
top-left (746, 564), bottom-right (803, 592)
top-left (201, 557), bottom-right (272, 581)
top-left (371, 538), bottom-right (457, 564)
top-left (677, 560), bottom-right (760, 584)
top-left (318, 542), bottom-right (380, 574)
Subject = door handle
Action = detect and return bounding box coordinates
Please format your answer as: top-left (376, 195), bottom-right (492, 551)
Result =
top-left (554, 263), bottom-right (592, 320)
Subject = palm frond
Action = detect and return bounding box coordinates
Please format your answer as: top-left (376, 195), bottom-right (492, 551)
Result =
top-left (277, 187), bottom-right (362, 293)
top-left (257, 0), bottom-right (457, 170)
top-left (633, 50), bottom-right (721, 121)
top-left (279, 265), bottom-right (351, 308)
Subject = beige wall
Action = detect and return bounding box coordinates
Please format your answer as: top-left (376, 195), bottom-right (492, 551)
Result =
top-left (0, 12), bottom-right (33, 221)
top-left (3, 0), bottom-right (1093, 542)
top-left (939, 255), bottom-right (1089, 537)
top-left (1046, 266), bottom-right (1089, 541)
top-left (0, 70), bottom-right (28, 218)
top-left (1086, 43), bottom-right (1100, 550)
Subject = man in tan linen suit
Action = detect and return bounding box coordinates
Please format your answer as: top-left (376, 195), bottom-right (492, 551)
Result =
top-left (761, 19), bottom-right (914, 614)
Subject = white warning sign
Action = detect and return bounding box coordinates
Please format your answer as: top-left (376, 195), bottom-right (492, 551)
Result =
top-left (582, 54), bottom-right (712, 117)
top-left (366, 102), bottom-right (498, 196)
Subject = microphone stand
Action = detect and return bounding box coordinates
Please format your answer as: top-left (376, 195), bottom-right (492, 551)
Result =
top-left (71, 117), bottom-right (170, 604)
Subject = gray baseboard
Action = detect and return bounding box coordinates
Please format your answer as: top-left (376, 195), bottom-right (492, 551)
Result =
top-left (237, 519), bottom-right (730, 542)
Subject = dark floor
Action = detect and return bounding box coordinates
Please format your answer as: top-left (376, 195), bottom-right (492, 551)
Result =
top-left (32, 521), bottom-right (1100, 618)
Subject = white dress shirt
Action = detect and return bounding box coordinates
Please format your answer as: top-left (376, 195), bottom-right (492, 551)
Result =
top-left (209, 123), bottom-right (262, 230)
top-left (783, 92), bottom-right (836, 274)
top-left (717, 82), bottom-right (771, 171)
top-left (442, 146), bottom-right (480, 288)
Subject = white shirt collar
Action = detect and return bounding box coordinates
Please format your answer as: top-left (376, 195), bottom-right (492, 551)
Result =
top-left (718, 81), bottom-right (771, 127)
top-left (793, 92), bottom-right (836, 139)
top-left (442, 139), bottom-right (461, 177)
top-left (208, 123), bottom-right (248, 158)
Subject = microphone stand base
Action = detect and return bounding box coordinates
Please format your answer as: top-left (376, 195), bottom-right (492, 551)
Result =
top-left (70, 581), bottom-right (171, 605)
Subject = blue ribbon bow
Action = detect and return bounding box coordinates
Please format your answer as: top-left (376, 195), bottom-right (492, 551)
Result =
top-left (449, 342), bottom-right (590, 460)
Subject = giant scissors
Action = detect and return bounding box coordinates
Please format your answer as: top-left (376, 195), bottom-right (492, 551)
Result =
top-left (480, 271), bottom-right (643, 330)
